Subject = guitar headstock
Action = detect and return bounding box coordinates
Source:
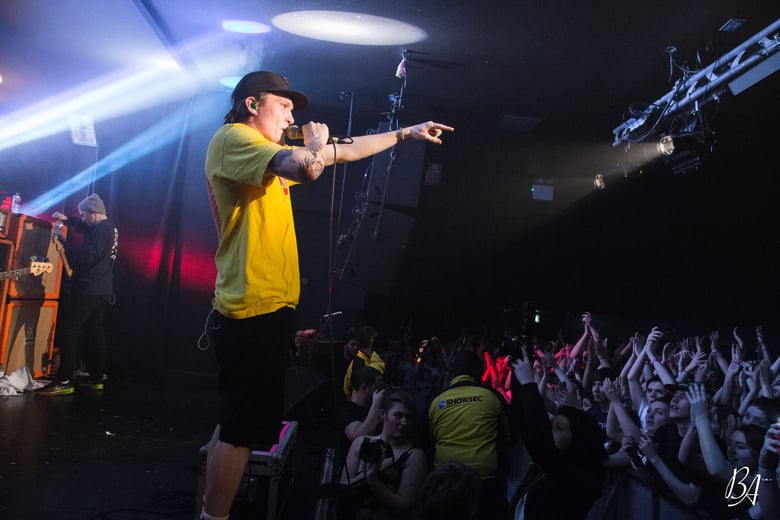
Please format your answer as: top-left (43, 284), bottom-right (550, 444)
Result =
top-left (29, 258), bottom-right (53, 276)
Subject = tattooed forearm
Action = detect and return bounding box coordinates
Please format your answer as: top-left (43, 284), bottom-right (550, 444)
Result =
top-left (299, 146), bottom-right (325, 181)
top-left (270, 146), bottom-right (327, 183)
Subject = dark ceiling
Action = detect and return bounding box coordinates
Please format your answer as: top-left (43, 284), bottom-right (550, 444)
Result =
top-left (1, 1), bottom-right (779, 332)
top-left (2, 1), bottom-right (777, 135)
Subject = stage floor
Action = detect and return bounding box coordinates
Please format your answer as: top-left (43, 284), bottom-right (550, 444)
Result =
top-left (0, 370), bottom-right (336, 520)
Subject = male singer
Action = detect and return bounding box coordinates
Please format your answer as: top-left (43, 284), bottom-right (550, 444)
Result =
top-left (202, 70), bottom-right (453, 520)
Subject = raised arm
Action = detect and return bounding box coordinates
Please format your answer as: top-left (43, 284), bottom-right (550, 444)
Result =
top-left (677, 350), bottom-right (706, 385)
top-left (581, 339), bottom-right (597, 397)
top-left (710, 330), bottom-right (729, 374)
top-left (552, 355), bottom-right (577, 395)
top-left (757, 359), bottom-right (774, 400)
top-left (688, 383), bottom-right (730, 483)
top-left (643, 330), bottom-right (675, 386)
top-left (738, 364), bottom-right (762, 416)
top-left (677, 421), bottom-right (700, 465)
top-left (271, 121), bottom-right (453, 182)
top-left (619, 347), bottom-right (637, 382)
top-left (717, 346), bottom-right (742, 407)
top-left (639, 433), bottom-right (703, 506)
top-left (568, 312), bottom-right (592, 360)
top-left (595, 338), bottom-right (612, 369)
top-left (756, 326), bottom-right (773, 368)
top-left (628, 330), bottom-right (653, 411)
top-left (343, 388), bottom-right (386, 442)
top-left (603, 377), bottom-right (642, 442)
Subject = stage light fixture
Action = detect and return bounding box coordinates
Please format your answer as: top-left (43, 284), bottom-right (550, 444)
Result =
top-left (272, 11), bottom-right (426, 45)
top-left (658, 135), bottom-right (675, 156)
top-left (593, 174), bottom-right (606, 190)
top-left (612, 19), bottom-right (780, 147)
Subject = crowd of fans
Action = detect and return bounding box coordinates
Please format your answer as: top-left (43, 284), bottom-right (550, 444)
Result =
top-left (326, 314), bottom-right (780, 519)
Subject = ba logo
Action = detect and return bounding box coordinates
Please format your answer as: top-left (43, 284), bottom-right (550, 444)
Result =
top-left (725, 467), bottom-right (760, 507)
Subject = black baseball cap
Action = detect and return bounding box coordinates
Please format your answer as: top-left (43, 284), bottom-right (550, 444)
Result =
top-left (231, 71), bottom-right (308, 110)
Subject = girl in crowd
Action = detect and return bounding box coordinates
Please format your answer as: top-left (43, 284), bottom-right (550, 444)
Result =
top-left (340, 387), bottom-right (428, 519)
top-left (688, 382), bottom-right (766, 518)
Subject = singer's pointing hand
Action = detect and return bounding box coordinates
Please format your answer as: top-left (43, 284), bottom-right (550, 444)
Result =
top-left (406, 121), bottom-right (454, 144)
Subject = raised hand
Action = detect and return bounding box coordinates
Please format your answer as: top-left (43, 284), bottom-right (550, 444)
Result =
top-left (686, 382), bottom-right (710, 425)
top-left (371, 387), bottom-right (387, 407)
top-left (731, 344), bottom-right (742, 364)
top-left (686, 351), bottom-right (706, 375)
top-left (595, 339), bottom-right (609, 361)
top-left (638, 434), bottom-right (658, 461)
top-left (693, 357), bottom-right (709, 381)
top-left (510, 348), bottom-right (535, 385)
top-left (756, 325), bottom-right (765, 345)
top-left (732, 327), bottom-right (744, 352)
top-left (709, 330), bottom-right (720, 352)
top-left (621, 434), bottom-right (637, 452)
top-left (644, 327), bottom-right (664, 359)
top-left (557, 386), bottom-right (582, 409)
top-left (628, 333), bottom-right (640, 357)
top-left (602, 378), bottom-right (621, 403)
top-left (725, 352), bottom-right (741, 379)
top-left (661, 342), bottom-right (675, 365)
top-left (758, 422), bottom-right (780, 470)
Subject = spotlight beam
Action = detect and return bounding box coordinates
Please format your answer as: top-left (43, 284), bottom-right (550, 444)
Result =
top-left (24, 101), bottom-right (213, 216)
top-left (0, 31), bottom-right (238, 153)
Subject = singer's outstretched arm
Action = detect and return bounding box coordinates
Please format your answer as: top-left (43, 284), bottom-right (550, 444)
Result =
top-left (269, 121), bottom-right (454, 183)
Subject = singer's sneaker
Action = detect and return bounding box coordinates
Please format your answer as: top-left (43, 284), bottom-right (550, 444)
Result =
top-left (36, 380), bottom-right (75, 396)
top-left (78, 373), bottom-right (106, 391)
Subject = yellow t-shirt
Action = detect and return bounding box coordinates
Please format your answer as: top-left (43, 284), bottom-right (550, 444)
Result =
top-left (428, 375), bottom-right (509, 479)
top-left (205, 123), bottom-right (300, 319)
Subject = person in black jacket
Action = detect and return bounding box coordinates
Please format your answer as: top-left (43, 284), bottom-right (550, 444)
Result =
top-left (38, 192), bottom-right (118, 395)
top-left (509, 348), bottom-right (607, 519)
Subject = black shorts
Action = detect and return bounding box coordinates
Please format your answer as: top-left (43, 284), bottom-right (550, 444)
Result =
top-left (210, 306), bottom-right (295, 449)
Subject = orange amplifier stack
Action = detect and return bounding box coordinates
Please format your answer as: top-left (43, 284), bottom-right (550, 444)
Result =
top-left (0, 210), bottom-right (67, 378)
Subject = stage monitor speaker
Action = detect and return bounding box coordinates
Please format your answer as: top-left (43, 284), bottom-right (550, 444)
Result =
top-left (0, 299), bottom-right (58, 377)
top-left (339, 204), bottom-right (415, 297)
top-left (7, 214), bottom-right (64, 299)
top-left (366, 122), bottom-right (426, 209)
top-left (283, 366), bottom-right (334, 429)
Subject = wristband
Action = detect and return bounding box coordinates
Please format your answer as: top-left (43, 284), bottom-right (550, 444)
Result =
top-left (396, 128), bottom-right (405, 142)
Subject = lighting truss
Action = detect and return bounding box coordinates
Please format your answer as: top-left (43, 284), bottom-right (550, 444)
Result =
top-left (613, 18), bottom-right (780, 147)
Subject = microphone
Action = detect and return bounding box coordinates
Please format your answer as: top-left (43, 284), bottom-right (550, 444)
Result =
top-left (286, 125), bottom-right (350, 143)
top-left (285, 125), bottom-right (304, 140)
